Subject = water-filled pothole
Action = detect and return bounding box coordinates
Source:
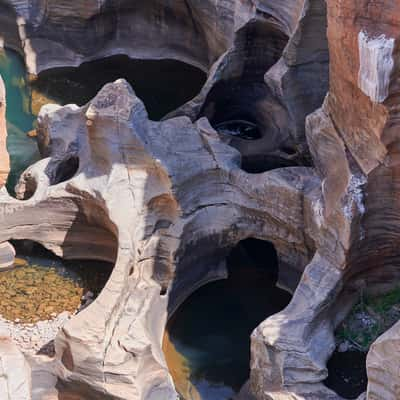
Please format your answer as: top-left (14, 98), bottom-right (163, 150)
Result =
top-left (32, 55), bottom-right (207, 121)
top-left (163, 239), bottom-right (291, 400)
top-left (0, 50), bottom-right (207, 192)
top-left (0, 241), bottom-right (113, 354)
top-left (3, 241), bottom-right (113, 323)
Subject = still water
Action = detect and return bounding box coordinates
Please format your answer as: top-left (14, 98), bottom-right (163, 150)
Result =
top-left (164, 240), bottom-right (292, 400)
top-left (0, 50), bottom-right (207, 191)
top-left (0, 49), bottom-right (41, 191)
top-left (0, 241), bottom-right (113, 324)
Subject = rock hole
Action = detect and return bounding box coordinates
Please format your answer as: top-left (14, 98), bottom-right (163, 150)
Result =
top-left (1, 240), bottom-right (114, 355)
top-left (32, 56), bottom-right (207, 121)
top-left (163, 238), bottom-right (291, 399)
top-left (324, 350), bottom-right (367, 399)
top-left (50, 156), bottom-right (80, 185)
top-left (15, 172), bottom-right (38, 200)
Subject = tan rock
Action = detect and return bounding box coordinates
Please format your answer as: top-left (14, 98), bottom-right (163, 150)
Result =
top-left (0, 337), bottom-right (31, 400)
top-left (366, 321), bottom-right (400, 400)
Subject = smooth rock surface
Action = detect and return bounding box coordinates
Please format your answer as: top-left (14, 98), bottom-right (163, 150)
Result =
top-left (0, 337), bottom-right (31, 400)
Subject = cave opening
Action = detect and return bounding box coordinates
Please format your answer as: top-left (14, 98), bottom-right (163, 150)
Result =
top-left (1, 239), bottom-right (114, 355)
top-left (32, 55), bottom-right (208, 121)
top-left (163, 238), bottom-right (292, 400)
top-left (199, 19), bottom-right (297, 175)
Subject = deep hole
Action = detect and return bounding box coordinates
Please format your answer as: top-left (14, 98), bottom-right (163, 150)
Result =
top-left (32, 55), bottom-right (207, 121)
top-left (164, 238), bottom-right (291, 399)
top-left (50, 156), bottom-right (80, 185)
top-left (324, 350), bottom-right (368, 399)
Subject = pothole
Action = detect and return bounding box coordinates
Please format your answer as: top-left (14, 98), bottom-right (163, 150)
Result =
top-left (0, 241), bottom-right (113, 355)
top-left (163, 238), bottom-right (291, 400)
top-left (32, 55), bottom-right (207, 121)
top-left (1, 49), bottom-right (207, 194)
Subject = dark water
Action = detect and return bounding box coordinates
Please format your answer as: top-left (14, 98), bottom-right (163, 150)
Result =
top-left (164, 239), bottom-right (292, 400)
top-left (325, 350), bottom-right (368, 399)
top-left (33, 55), bottom-right (207, 121)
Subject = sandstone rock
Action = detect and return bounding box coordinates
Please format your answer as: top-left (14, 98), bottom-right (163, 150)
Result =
top-left (0, 78), bottom-right (320, 399)
top-left (0, 337), bottom-right (31, 400)
top-left (0, 241), bottom-right (15, 270)
top-left (0, 0), bottom-right (398, 399)
top-left (366, 321), bottom-right (400, 400)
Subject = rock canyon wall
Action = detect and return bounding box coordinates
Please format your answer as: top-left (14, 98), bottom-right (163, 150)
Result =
top-left (0, 0), bottom-right (398, 399)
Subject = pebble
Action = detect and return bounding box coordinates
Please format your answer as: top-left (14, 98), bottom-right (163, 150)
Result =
top-left (0, 311), bottom-right (73, 355)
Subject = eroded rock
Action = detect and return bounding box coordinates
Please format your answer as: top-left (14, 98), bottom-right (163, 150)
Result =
top-left (0, 337), bottom-right (31, 400)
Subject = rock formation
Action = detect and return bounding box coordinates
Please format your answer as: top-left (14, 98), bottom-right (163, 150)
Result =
top-left (0, 337), bottom-right (31, 400)
top-left (250, 1), bottom-right (400, 399)
top-left (0, 0), bottom-right (398, 399)
top-left (366, 320), bottom-right (400, 400)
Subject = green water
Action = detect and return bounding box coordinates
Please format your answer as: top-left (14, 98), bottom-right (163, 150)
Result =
top-left (0, 50), bottom-right (207, 192)
top-left (0, 49), bottom-right (40, 192)
top-left (164, 240), bottom-right (292, 400)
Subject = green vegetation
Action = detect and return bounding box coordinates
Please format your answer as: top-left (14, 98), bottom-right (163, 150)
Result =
top-left (337, 286), bottom-right (400, 352)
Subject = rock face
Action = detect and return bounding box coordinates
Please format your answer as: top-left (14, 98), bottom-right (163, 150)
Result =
top-left (0, 0), bottom-right (398, 400)
top-left (0, 337), bottom-right (31, 400)
top-left (366, 321), bottom-right (400, 400)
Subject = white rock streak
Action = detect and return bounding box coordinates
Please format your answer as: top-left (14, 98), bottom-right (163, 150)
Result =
top-left (358, 31), bottom-right (395, 103)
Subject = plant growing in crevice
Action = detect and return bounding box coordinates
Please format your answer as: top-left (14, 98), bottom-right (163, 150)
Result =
top-left (336, 286), bottom-right (400, 352)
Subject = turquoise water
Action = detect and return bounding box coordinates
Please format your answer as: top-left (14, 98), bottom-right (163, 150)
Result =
top-left (0, 51), bottom-right (206, 192)
top-left (0, 49), bottom-right (40, 192)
